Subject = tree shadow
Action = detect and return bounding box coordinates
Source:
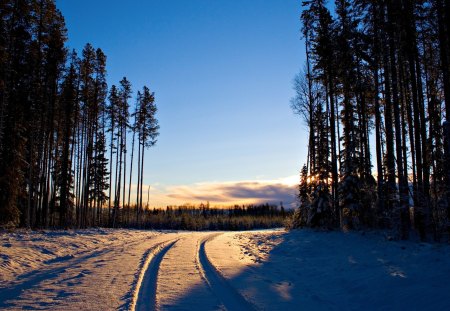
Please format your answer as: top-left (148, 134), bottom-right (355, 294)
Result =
top-left (166, 230), bottom-right (450, 310)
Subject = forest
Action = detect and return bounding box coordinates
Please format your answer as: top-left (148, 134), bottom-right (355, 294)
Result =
top-left (2, 0), bottom-right (450, 239)
top-left (0, 0), bottom-right (160, 229)
top-left (124, 203), bottom-right (289, 231)
top-left (291, 0), bottom-right (450, 240)
top-left (1, 2), bottom-right (450, 310)
top-left (0, 0), bottom-right (289, 232)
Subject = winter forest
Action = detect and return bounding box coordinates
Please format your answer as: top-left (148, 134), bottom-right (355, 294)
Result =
top-left (291, 0), bottom-right (450, 241)
top-left (1, 0), bottom-right (450, 242)
top-left (2, 1), bottom-right (450, 310)
top-left (0, 0), bottom-right (289, 232)
top-left (0, 0), bottom-right (160, 229)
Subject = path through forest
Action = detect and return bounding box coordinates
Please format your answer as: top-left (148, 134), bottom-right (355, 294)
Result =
top-left (1, 229), bottom-right (450, 310)
top-left (0, 230), bottom-right (264, 310)
top-left (133, 232), bottom-right (256, 311)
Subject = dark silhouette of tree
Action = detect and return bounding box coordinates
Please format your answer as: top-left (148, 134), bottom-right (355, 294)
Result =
top-left (298, 0), bottom-right (339, 227)
top-left (107, 84), bottom-right (118, 225)
top-left (111, 78), bottom-right (131, 228)
top-left (293, 0), bottom-right (450, 240)
top-left (0, 0), bottom-right (159, 230)
top-left (136, 86), bottom-right (159, 224)
top-left (57, 52), bottom-right (79, 228)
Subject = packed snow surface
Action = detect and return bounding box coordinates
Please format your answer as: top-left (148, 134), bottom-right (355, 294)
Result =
top-left (1, 228), bottom-right (449, 310)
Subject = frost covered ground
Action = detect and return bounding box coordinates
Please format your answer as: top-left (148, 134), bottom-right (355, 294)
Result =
top-left (1, 228), bottom-right (450, 310)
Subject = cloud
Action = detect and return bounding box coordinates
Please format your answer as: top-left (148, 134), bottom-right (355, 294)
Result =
top-left (116, 176), bottom-right (299, 208)
top-left (223, 183), bottom-right (294, 201)
top-left (159, 177), bottom-right (298, 208)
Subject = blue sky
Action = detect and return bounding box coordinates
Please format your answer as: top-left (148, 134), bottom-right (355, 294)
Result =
top-left (57, 0), bottom-right (307, 207)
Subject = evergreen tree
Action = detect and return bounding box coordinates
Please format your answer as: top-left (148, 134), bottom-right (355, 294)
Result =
top-left (57, 52), bottom-right (79, 228)
top-left (293, 0), bottom-right (450, 239)
top-left (136, 86), bottom-right (159, 223)
top-left (0, 0), bottom-right (160, 229)
top-left (112, 77), bottom-right (131, 227)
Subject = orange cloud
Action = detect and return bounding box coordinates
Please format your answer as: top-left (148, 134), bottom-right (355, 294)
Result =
top-left (145, 176), bottom-right (298, 208)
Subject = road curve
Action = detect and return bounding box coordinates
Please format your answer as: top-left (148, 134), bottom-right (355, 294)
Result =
top-left (198, 234), bottom-right (257, 311)
top-left (126, 232), bottom-right (258, 311)
top-left (156, 233), bottom-right (222, 310)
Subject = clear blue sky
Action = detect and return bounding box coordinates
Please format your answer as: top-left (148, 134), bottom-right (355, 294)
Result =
top-left (56, 0), bottom-right (307, 206)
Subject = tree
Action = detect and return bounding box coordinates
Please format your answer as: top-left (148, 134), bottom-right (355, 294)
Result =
top-left (0, 0), bottom-right (160, 230)
top-left (300, 0), bottom-right (339, 226)
top-left (57, 52), bottom-right (79, 228)
top-left (107, 85), bottom-right (118, 224)
top-left (112, 77), bottom-right (131, 227)
top-left (136, 86), bottom-right (159, 224)
top-left (292, 0), bottom-right (450, 239)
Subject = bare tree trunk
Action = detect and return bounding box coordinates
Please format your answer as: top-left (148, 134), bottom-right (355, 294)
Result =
top-left (437, 0), bottom-right (450, 115)
top-left (328, 76), bottom-right (339, 226)
top-left (122, 127), bottom-right (127, 209)
top-left (136, 133), bottom-right (141, 224)
top-left (128, 121), bottom-right (136, 209)
top-left (139, 142), bottom-right (145, 213)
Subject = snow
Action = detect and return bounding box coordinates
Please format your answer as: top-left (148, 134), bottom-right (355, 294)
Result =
top-left (1, 228), bottom-right (450, 310)
top-left (207, 230), bottom-right (450, 310)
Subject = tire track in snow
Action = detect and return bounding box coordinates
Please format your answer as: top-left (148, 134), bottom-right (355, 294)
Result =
top-left (0, 247), bottom-right (114, 308)
top-left (0, 236), bottom-right (146, 308)
top-left (131, 239), bottom-right (178, 311)
top-left (197, 234), bottom-right (257, 311)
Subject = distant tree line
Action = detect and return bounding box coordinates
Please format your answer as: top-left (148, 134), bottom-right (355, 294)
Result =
top-left (291, 0), bottom-right (450, 240)
top-left (0, 0), bottom-right (159, 229)
top-left (118, 203), bottom-right (290, 231)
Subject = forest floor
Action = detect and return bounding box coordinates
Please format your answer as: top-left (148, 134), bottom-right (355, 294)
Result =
top-left (1, 228), bottom-right (450, 310)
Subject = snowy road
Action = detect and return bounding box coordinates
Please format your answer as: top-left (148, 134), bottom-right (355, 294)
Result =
top-left (134, 232), bottom-right (256, 311)
top-left (0, 230), bottom-right (261, 311)
top-left (2, 229), bottom-right (450, 310)
top-left (0, 230), bottom-right (180, 310)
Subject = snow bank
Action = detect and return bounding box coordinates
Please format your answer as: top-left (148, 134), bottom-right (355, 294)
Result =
top-left (206, 229), bottom-right (450, 310)
top-left (1, 228), bottom-right (450, 310)
top-left (0, 229), bottom-right (167, 310)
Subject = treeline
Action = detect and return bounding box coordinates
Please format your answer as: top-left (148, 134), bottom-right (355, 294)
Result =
top-left (0, 0), bottom-right (159, 229)
top-left (117, 204), bottom-right (290, 231)
top-left (291, 0), bottom-right (450, 240)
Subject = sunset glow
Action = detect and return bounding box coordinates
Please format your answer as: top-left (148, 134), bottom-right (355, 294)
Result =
top-left (142, 175), bottom-right (298, 208)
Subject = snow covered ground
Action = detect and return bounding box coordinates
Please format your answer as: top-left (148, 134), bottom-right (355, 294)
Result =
top-left (1, 228), bottom-right (450, 310)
